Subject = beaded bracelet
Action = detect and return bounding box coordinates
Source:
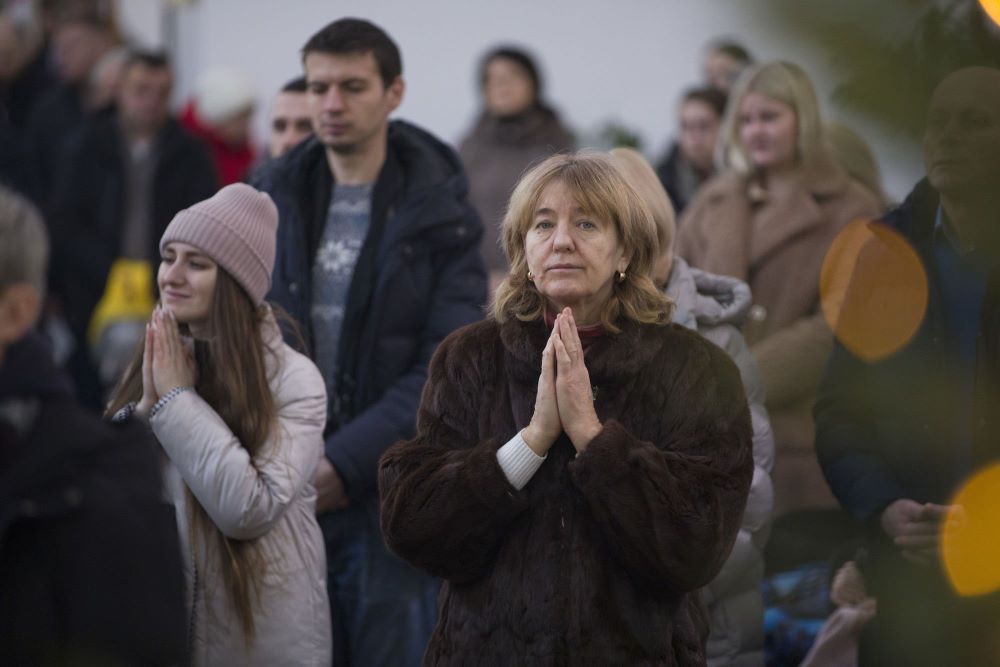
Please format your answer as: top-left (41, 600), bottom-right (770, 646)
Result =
top-left (149, 386), bottom-right (193, 420)
top-left (110, 402), bottom-right (137, 424)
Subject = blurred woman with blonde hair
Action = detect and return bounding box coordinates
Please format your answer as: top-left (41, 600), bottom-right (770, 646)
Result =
top-left (612, 147), bottom-right (775, 666)
top-left (677, 62), bottom-right (881, 516)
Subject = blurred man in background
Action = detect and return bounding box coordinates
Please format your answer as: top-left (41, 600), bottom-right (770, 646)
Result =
top-left (0, 185), bottom-right (187, 666)
top-left (48, 51), bottom-right (217, 409)
top-left (816, 66), bottom-right (1000, 666)
top-left (703, 38), bottom-right (753, 93)
top-left (269, 75), bottom-right (313, 159)
top-left (26, 12), bottom-right (116, 197)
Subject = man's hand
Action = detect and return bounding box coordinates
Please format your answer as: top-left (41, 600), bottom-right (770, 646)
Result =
top-left (315, 456), bottom-right (349, 514)
top-left (881, 498), bottom-right (955, 565)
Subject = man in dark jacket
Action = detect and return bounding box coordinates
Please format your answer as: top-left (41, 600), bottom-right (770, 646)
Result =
top-left (0, 186), bottom-right (187, 665)
top-left (815, 67), bottom-right (1000, 666)
top-left (252, 18), bottom-right (486, 667)
top-left (25, 13), bottom-right (115, 198)
top-left (48, 50), bottom-right (217, 408)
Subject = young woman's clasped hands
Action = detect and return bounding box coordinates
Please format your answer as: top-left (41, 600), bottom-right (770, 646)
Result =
top-left (135, 306), bottom-right (198, 419)
top-left (522, 307), bottom-right (603, 457)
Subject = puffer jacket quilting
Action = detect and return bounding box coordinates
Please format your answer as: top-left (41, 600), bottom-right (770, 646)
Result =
top-left (667, 257), bottom-right (775, 666)
top-left (151, 315), bottom-right (331, 666)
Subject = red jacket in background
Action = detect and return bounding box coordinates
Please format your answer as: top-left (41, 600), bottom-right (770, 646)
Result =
top-left (180, 101), bottom-right (256, 186)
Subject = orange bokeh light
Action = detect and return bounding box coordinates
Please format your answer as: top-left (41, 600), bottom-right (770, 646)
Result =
top-left (820, 219), bottom-right (928, 362)
top-left (942, 463), bottom-right (1000, 597)
top-left (981, 0), bottom-right (1000, 28)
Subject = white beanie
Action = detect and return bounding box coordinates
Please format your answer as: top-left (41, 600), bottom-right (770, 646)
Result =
top-left (195, 67), bottom-right (255, 126)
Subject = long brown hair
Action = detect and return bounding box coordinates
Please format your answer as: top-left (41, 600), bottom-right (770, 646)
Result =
top-left (107, 269), bottom-right (277, 641)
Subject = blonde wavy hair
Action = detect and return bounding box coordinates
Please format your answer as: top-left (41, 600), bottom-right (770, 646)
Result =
top-left (608, 147), bottom-right (676, 258)
top-left (491, 152), bottom-right (672, 333)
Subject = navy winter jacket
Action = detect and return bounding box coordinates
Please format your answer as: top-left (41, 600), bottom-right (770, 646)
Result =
top-left (815, 179), bottom-right (1000, 524)
top-left (815, 179), bottom-right (1000, 665)
top-left (253, 120), bottom-right (487, 500)
top-left (0, 333), bottom-right (187, 665)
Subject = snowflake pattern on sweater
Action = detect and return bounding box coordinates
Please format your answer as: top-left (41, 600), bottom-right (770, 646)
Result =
top-left (311, 183), bottom-right (373, 399)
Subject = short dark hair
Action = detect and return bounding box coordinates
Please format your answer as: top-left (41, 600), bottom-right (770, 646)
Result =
top-left (281, 76), bottom-right (308, 94)
top-left (55, 13), bottom-right (112, 34)
top-left (681, 86), bottom-right (728, 118)
top-left (301, 18), bottom-right (402, 87)
top-left (123, 49), bottom-right (170, 74)
top-left (479, 46), bottom-right (542, 99)
top-left (708, 39), bottom-right (754, 66)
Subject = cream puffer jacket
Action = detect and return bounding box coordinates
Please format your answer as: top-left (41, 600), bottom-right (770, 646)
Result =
top-left (666, 257), bottom-right (775, 667)
top-left (151, 316), bottom-right (332, 666)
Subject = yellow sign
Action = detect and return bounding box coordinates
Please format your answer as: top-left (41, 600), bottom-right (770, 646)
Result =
top-left (87, 259), bottom-right (156, 346)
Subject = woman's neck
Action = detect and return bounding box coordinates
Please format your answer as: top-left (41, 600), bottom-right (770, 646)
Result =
top-left (545, 298), bottom-right (607, 327)
top-left (187, 321), bottom-right (210, 339)
top-left (326, 131), bottom-right (387, 185)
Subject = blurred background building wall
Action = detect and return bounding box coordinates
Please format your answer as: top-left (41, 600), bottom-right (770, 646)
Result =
top-left (116, 0), bottom-right (924, 201)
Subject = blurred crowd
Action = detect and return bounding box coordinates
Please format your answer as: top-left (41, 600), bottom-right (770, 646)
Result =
top-left (2, 1), bottom-right (1000, 666)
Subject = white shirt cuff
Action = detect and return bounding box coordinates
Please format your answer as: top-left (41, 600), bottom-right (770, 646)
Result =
top-left (496, 430), bottom-right (546, 491)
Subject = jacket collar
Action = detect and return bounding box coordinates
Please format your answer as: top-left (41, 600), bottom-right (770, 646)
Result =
top-left (883, 178), bottom-right (940, 254)
top-left (746, 153), bottom-right (853, 265)
top-left (260, 306), bottom-right (283, 350)
top-left (697, 153), bottom-right (855, 278)
top-left (275, 121), bottom-right (472, 245)
top-left (467, 106), bottom-right (570, 148)
top-left (745, 152), bottom-right (851, 203)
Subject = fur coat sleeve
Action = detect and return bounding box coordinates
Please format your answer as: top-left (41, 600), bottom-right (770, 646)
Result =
top-left (378, 327), bottom-right (531, 584)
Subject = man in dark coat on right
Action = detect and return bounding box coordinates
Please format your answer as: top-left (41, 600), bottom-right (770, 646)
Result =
top-left (815, 66), bottom-right (1000, 666)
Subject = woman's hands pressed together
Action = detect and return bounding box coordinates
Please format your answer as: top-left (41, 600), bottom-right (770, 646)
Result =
top-left (523, 307), bottom-right (603, 455)
top-left (523, 320), bottom-right (563, 455)
top-left (135, 322), bottom-right (159, 418)
top-left (552, 308), bottom-right (602, 453)
top-left (136, 306), bottom-right (198, 418)
top-left (153, 306), bottom-right (197, 396)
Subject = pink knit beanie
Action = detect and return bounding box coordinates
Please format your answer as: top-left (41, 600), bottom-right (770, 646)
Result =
top-left (160, 183), bottom-right (278, 306)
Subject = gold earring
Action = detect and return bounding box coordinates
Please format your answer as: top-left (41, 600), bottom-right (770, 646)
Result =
top-left (616, 270), bottom-right (627, 283)
top-left (527, 270), bottom-right (535, 281)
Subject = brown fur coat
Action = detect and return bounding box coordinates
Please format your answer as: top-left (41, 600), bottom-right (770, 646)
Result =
top-left (379, 316), bottom-right (754, 666)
